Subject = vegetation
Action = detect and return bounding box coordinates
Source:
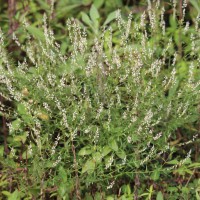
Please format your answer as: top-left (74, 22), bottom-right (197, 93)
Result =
top-left (0, 0), bottom-right (200, 199)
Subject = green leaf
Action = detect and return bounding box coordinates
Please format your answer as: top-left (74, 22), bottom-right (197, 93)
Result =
top-left (156, 191), bottom-right (164, 200)
top-left (105, 155), bottom-right (113, 168)
top-left (36, 0), bottom-right (49, 10)
top-left (101, 146), bottom-right (111, 157)
top-left (188, 162), bottom-right (200, 168)
top-left (57, 4), bottom-right (81, 18)
top-left (2, 191), bottom-right (11, 197)
top-left (14, 132), bottom-right (27, 144)
top-left (0, 145), bottom-right (4, 157)
top-left (0, 111), bottom-right (3, 116)
top-left (131, 134), bottom-right (139, 143)
top-left (8, 190), bottom-right (21, 200)
top-left (27, 26), bottom-right (45, 41)
top-left (17, 104), bottom-right (27, 115)
top-left (82, 0), bottom-right (92, 6)
top-left (22, 150), bottom-right (32, 159)
top-left (89, 4), bottom-right (100, 22)
top-left (44, 161), bottom-right (54, 168)
top-left (94, 192), bottom-right (103, 200)
top-left (58, 184), bottom-right (68, 198)
top-left (17, 104), bottom-right (33, 124)
top-left (190, 0), bottom-right (200, 13)
top-left (103, 11), bottom-right (117, 26)
top-left (11, 119), bottom-right (21, 132)
top-left (81, 12), bottom-right (93, 27)
top-left (166, 159), bottom-right (179, 165)
top-left (28, 188), bottom-right (40, 196)
top-left (116, 149), bottom-right (126, 159)
top-left (82, 159), bottom-right (95, 174)
top-left (109, 139), bottom-right (118, 151)
top-left (84, 193), bottom-right (93, 200)
top-left (0, 180), bottom-right (8, 187)
top-left (78, 146), bottom-right (93, 156)
top-left (94, 0), bottom-right (104, 8)
top-left (58, 167), bottom-right (67, 183)
top-left (124, 184), bottom-right (131, 195)
top-left (181, 186), bottom-right (189, 194)
top-left (151, 169), bottom-right (160, 181)
top-left (169, 15), bottom-right (177, 29)
top-left (92, 152), bottom-right (102, 163)
top-left (196, 188), bottom-right (200, 200)
top-left (167, 187), bottom-right (178, 193)
top-left (50, 192), bottom-right (60, 199)
top-left (106, 196), bottom-right (115, 200)
top-left (178, 61), bottom-right (188, 78)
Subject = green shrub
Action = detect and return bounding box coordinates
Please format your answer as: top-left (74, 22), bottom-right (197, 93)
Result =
top-left (0, 2), bottom-right (199, 199)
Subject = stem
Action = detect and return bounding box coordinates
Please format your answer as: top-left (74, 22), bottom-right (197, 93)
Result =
top-left (134, 173), bottom-right (140, 200)
top-left (1, 95), bottom-right (10, 155)
top-left (71, 141), bottom-right (81, 200)
top-left (178, 0), bottom-right (183, 58)
top-left (185, 169), bottom-right (195, 187)
top-left (8, 0), bottom-right (18, 34)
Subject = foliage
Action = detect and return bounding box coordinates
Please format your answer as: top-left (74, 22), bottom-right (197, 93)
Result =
top-left (0, 1), bottom-right (200, 199)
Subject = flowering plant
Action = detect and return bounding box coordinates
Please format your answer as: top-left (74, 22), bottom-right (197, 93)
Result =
top-left (0, 1), bottom-right (199, 199)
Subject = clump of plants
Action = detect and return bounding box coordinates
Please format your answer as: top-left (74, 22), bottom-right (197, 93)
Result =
top-left (0, 1), bottom-right (200, 199)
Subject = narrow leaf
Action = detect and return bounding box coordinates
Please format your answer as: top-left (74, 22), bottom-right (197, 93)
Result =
top-left (190, 0), bottom-right (200, 13)
top-left (27, 26), bottom-right (45, 41)
top-left (89, 4), bottom-right (100, 22)
top-left (103, 11), bottom-right (117, 26)
top-left (94, 0), bottom-right (104, 9)
top-left (81, 12), bottom-right (93, 27)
